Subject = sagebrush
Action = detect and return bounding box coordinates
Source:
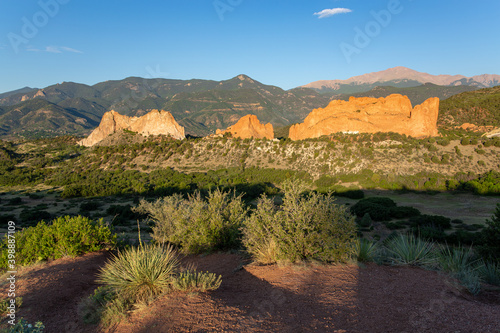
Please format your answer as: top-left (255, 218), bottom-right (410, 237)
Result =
top-left (243, 181), bottom-right (357, 264)
top-left (134, 189), bottom-right (248, 254)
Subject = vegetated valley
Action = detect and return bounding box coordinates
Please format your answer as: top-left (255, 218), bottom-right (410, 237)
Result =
top-left (0, 82), bottom-right (500, 332)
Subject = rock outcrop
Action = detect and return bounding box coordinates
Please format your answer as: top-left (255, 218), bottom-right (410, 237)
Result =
top-left (289, 94), bottom-right (439, 140)
top-left (216, 115), bottom-right (274, 139)
top-left (79, 110), bottom-right (185, 146)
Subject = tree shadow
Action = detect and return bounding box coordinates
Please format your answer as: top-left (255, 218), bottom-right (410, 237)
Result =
top-left (128, 254), bottom-right (362, 332)
top-left (9, 251), bottom-right (110, 333)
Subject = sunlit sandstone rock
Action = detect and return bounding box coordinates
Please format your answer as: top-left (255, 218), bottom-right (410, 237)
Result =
top-left (289, 94), bottom-right (439, 140)
top-left (216, 114), bottom-right (274, 140)
top-left (79, 109), bottom-right (185, 146)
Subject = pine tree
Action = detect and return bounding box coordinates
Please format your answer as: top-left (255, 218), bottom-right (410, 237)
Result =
top-left (478, 204), bottom-right (500, 262)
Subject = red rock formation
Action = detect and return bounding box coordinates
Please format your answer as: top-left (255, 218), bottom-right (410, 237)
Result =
top-left (79, 110), bottom-right (185, 146)
top-left (289, 94), bottom-right (439, 140)
top-left (216, 115), bottom-right (274, 139)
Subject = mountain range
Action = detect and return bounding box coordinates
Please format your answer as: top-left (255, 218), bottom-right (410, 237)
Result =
top-left (0, 75), bottom-right (330, 137)
top-left (303, 66), bottom-right (500, 95)
top-left (1, 67), bottom-right (499, 138)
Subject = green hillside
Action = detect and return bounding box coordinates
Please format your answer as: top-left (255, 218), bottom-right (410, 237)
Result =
top-left (438, 86), bottom-right (500, 128)
top-left (0, 99), bottom-right (98, 137)
top-left (0, 75), bottom-right (330, 137)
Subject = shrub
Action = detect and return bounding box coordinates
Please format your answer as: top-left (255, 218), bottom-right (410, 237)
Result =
top-left (385, 221), bottom-right (407, 230)
top-left (351, 197), bottom-right (396, 221)
top-left (476, 204), bottom-right (500, 262)
top-left (437, 138), bottom-right (450, 146)
top-left (410, 214), bottom-right (452, 230)
top-left (19, 209), bottom-right (52, 227)
top-left (333, 188), bottom-right (365, 199)
top-left (0, 216), bottom-right (116, 269)
top-left (389, 206), bottom-right (421, 219)
top-left (172, 270), bottom-right (222, 292)
top-left (358, 213), bottom-right (372, 227)
top-left (361, 197), bottom-right (396, 207)
top-left (6, 318), bottom-right (45, 332)
top-left (79, 201), bottom-right (102, 212)
top-left (445, 230), bottom-right (479, 246)
top-left (384, 234), bottom-right (436, 266)
top-left (414, 225), bottom-right (447, 242)
top-left (460, 138), bottom-right (471, 145)
top-left (97, 244), bottom-right (179, 304)
top-left (7, 197), bottom-right (23, 205)
top-left (134, 189), bottom-right (248, 254)
top-left (242, 181), bottom-right (357, 264)
top-left (0, 297), bottom-right (22, 315)
top-left (351, 201), bottom-right (391, 221)
top-left (106, 204), bottom-right (142, 226)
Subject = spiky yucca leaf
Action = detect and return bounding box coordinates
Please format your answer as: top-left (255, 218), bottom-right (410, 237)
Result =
top-left (355, 238), bottom-right (378, 263)
top-left (97, 244), bottom-right (179, 303)
top-left (476, 261), bottom-right (500, 286)
top-left (385, 234), bottom-right (436, 266)
top-left (437, 244), bottom-right (478, 273)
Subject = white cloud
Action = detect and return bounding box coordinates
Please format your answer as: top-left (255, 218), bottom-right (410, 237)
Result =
top-left (46, 46), bottom-right (62, 53)
top-left (45, 46), bottom-right (83, 53)
top-left (314, 8), bottom-right (352, 19)
top-left (59, 46), bottom-right (83, 53)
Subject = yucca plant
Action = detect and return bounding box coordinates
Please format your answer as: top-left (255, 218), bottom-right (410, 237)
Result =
top-left (476, 260), bottom-right (500, 286)
top-left (436, 244), bottom-right (484, 294)
top-left (355, 238), bottom-right (378, 263)
top-left (436, 245), bottom-right (478, 273)
top-left (385, 233), bottom-right (436, 266)
top-left (452, 268), bottom-right (482, 295)
top-left (173, 270), bottom-right (222, 292)
top-left (97, 244), bottom-right (179, 303)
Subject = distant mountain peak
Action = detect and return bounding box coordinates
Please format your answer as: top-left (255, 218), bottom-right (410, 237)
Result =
top-left (237, 74), bottom-right (251, 80)
top-left (302, 67), bottom-right (500, 94)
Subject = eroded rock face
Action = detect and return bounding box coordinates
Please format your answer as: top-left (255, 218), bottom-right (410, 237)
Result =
top-left (289, 94), bottom-right (439, 140)
top-left (79, 110), bottom-right (185, 146)
top-left (216, 115), bottom-right (274, 139)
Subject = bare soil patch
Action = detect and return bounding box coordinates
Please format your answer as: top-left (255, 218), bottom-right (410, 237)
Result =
top-left (2, 252), bottom-right (499, 333)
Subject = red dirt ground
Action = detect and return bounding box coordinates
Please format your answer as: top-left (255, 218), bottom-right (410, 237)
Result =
top-left (2, 251), bottom-right (499, 333)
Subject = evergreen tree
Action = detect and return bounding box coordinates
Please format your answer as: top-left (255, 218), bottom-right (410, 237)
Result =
top-left (477, 204), bottom-right (500, 262)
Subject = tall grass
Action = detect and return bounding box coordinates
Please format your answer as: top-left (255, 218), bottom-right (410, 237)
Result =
top-left (384, 234), bottom-right (436, 266)
top-left (97, 244), bottom-right (179, 303)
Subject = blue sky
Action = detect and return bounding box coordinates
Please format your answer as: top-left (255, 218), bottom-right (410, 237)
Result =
top-left (1, 0), bottom-right (499, 93)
